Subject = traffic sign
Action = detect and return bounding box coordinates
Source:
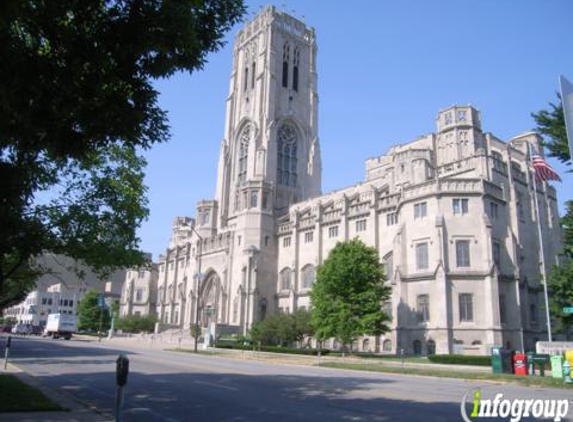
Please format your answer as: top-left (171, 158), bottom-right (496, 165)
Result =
top-left (564, 307), bottom-right (573, 315)
top-left (97, 295), bottom-right (106, 308)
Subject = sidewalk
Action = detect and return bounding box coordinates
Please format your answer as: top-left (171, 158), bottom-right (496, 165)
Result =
top-left (1, 363), bottom-right (111, 422)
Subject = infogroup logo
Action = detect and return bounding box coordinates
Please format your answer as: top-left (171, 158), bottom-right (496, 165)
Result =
top-left (460, 389), bottom-right (570, 422)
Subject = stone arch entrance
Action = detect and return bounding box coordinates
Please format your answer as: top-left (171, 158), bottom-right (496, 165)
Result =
top-left (199, 271), bottom-right (225, 328)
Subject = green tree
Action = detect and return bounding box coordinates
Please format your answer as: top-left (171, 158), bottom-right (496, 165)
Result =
top-left (292, 308), bottom-right (314, 346)
top-left (547, 261), bottom-right (573, 340)
top-left (532, 95), bottom-right (570, 165)
top-left (310, 239), bottom-right (391, 350)
top-left (0, 0), bottom-right (245, 309)
top-left (77, 289), bottom-right (110, 332)
top-left (533, 95), bottom-right (573, 339)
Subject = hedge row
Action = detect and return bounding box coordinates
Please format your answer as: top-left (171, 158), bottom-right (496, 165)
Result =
top-left (427, 354), bottom-right (491, 366)
top-left (214, 343), bottom-right (331, 356)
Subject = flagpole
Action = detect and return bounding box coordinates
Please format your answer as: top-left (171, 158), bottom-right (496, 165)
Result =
top-left (527, 141), bottom-right (553, 342)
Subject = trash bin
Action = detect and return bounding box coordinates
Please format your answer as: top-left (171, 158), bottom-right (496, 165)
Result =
top-left (491, 346), bottom-right (503, 374)
top-left (526, 351), bottom-right (535, 375)
top-left (551, 355), bottom-right (564, 379)
top-left (533, 354), bottom-right (550, 377)
top-left (513, 353), bottom-right (528, 376)
top-left (500, 349), bottom-right (515, 374)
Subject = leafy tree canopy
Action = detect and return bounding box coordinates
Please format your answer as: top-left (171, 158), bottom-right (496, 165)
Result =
top-left (532, 95), bottom-right (570, 165)
top-left (0, 0), bottom-right (245, 308)
top-left (548, 260), bottom-right (573, 340)
top-left (77, 289), bottom-right (110, 331)
top-left (533, 94), bottom-right (573, 339)
top-left (310, 239), bottom-right (391, 347)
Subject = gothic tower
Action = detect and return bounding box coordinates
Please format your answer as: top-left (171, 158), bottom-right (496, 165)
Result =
top-left (213, 6), bottom-right (321, 332)
top-left (215, 6), bottom-right (321, 225)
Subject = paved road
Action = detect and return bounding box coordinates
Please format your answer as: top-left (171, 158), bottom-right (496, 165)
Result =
top-left (3, 336), bottom-right (572, 422)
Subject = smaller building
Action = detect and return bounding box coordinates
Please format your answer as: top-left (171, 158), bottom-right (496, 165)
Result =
top-left (119, 254), bottom-right (158, 318)
top-left (2, 254), bottom-right (126, 326)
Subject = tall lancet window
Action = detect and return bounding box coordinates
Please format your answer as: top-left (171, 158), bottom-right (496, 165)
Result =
top-left (276, 123), bottom-right (298, 187)
top-left (293, 47), bottom-right (300, 92)
top-left (237, 126), bottom-right (250, 185)
top-left (244, 66), bottom-right (249, 92)
top-left (282, 43), bottom-right (290, 88)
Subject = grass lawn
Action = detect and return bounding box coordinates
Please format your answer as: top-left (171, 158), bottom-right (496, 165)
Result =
top-left (0, 374), bottom-right (64, 412)
top-left (320, 362), bottom-right (573, 389)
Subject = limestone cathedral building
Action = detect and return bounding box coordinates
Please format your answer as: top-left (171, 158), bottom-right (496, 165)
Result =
top-left (120, 6), bottom-right (563, 355)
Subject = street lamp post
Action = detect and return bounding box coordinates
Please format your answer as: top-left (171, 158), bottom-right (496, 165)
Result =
top-left (191, 227), bottom-right (203, 353)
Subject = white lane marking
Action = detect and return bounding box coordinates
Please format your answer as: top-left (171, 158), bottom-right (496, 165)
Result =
top-left (193, 380), bottom-right (238, 391)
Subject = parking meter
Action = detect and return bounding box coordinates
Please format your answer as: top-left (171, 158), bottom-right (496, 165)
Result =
top-left (116, 354), bottom-right (129, 387)
top-left (3, 336), bottom-right (11, 369)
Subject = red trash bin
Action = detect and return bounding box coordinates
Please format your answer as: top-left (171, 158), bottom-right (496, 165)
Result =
top-left (513, 353), bottom-right (528, 376)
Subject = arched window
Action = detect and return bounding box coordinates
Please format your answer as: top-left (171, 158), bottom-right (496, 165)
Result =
top-left (244, 66), bottom-right (249, 92)
top-left (382, 339), bottom-right (392, 352)
top-left (292, 47), bottom-right (300, 92)
top-left (259, 299), bottom-right (267, 321)
top-left (277, 123), bottom-right (298, 187)
top-left (413, 340), bottom-right (422, 355)
top-left (237, 126), bottom-right (250, 184)
top-left (301, 264), bottom-right (315, 289)
top-left (427, 339), bottom-right (436, 355)
top-left (282, 43), bottom-right (290, 88)
top-left (280, 268), bottom-right (292, 291)
top-left (362, 338), bottom-right (370, 352)
top-left (251, 61), bottom-right (256, 89)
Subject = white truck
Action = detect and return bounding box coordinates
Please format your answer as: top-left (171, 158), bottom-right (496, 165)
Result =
top-left (44, 313), bottom-right (77, 340)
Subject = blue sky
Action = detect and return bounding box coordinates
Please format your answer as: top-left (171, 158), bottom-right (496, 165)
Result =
top-left (141, 0), bottom-right (573, 259)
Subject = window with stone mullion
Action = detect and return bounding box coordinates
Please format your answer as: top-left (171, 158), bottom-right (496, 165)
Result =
top-left (238, 127), bottom-right (250, 185)
top-left (277, 124), bottom-right (298, 187)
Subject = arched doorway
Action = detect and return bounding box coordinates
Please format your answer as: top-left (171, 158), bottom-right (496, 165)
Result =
top-left (199, 272), bottom-right (223, 328)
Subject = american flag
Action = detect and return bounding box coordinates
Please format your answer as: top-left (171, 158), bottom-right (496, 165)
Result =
top-left (531, 150), bottom-right (562, 183)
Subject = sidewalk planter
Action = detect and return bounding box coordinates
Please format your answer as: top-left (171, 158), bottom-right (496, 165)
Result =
top-left (513, 353), bottom-right (528, 376)
top-left (551, 355), bottom-right (564, 379)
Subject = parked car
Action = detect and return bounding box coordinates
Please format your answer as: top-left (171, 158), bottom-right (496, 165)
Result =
top-left (11, 323), bottom-right (31, 335)
top-left (30, 325), bottom-right (43, 336)
top-left (0, 324), bottom-right (13, 333)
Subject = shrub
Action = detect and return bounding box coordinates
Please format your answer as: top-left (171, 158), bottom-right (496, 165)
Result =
top-left (427, 354), bottom-right (491, 366)
top-left (116, 314), bottom-right (157, 333)
top-left (214, 342), bottom-right (330, 356)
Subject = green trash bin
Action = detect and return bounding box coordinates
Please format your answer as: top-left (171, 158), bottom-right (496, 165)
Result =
top-left (533, 354), bottom-right (550, 377)
top-left (491, 346), bottom-right (503, 374)
top-left (551, 355), bottom-right (564, 379)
